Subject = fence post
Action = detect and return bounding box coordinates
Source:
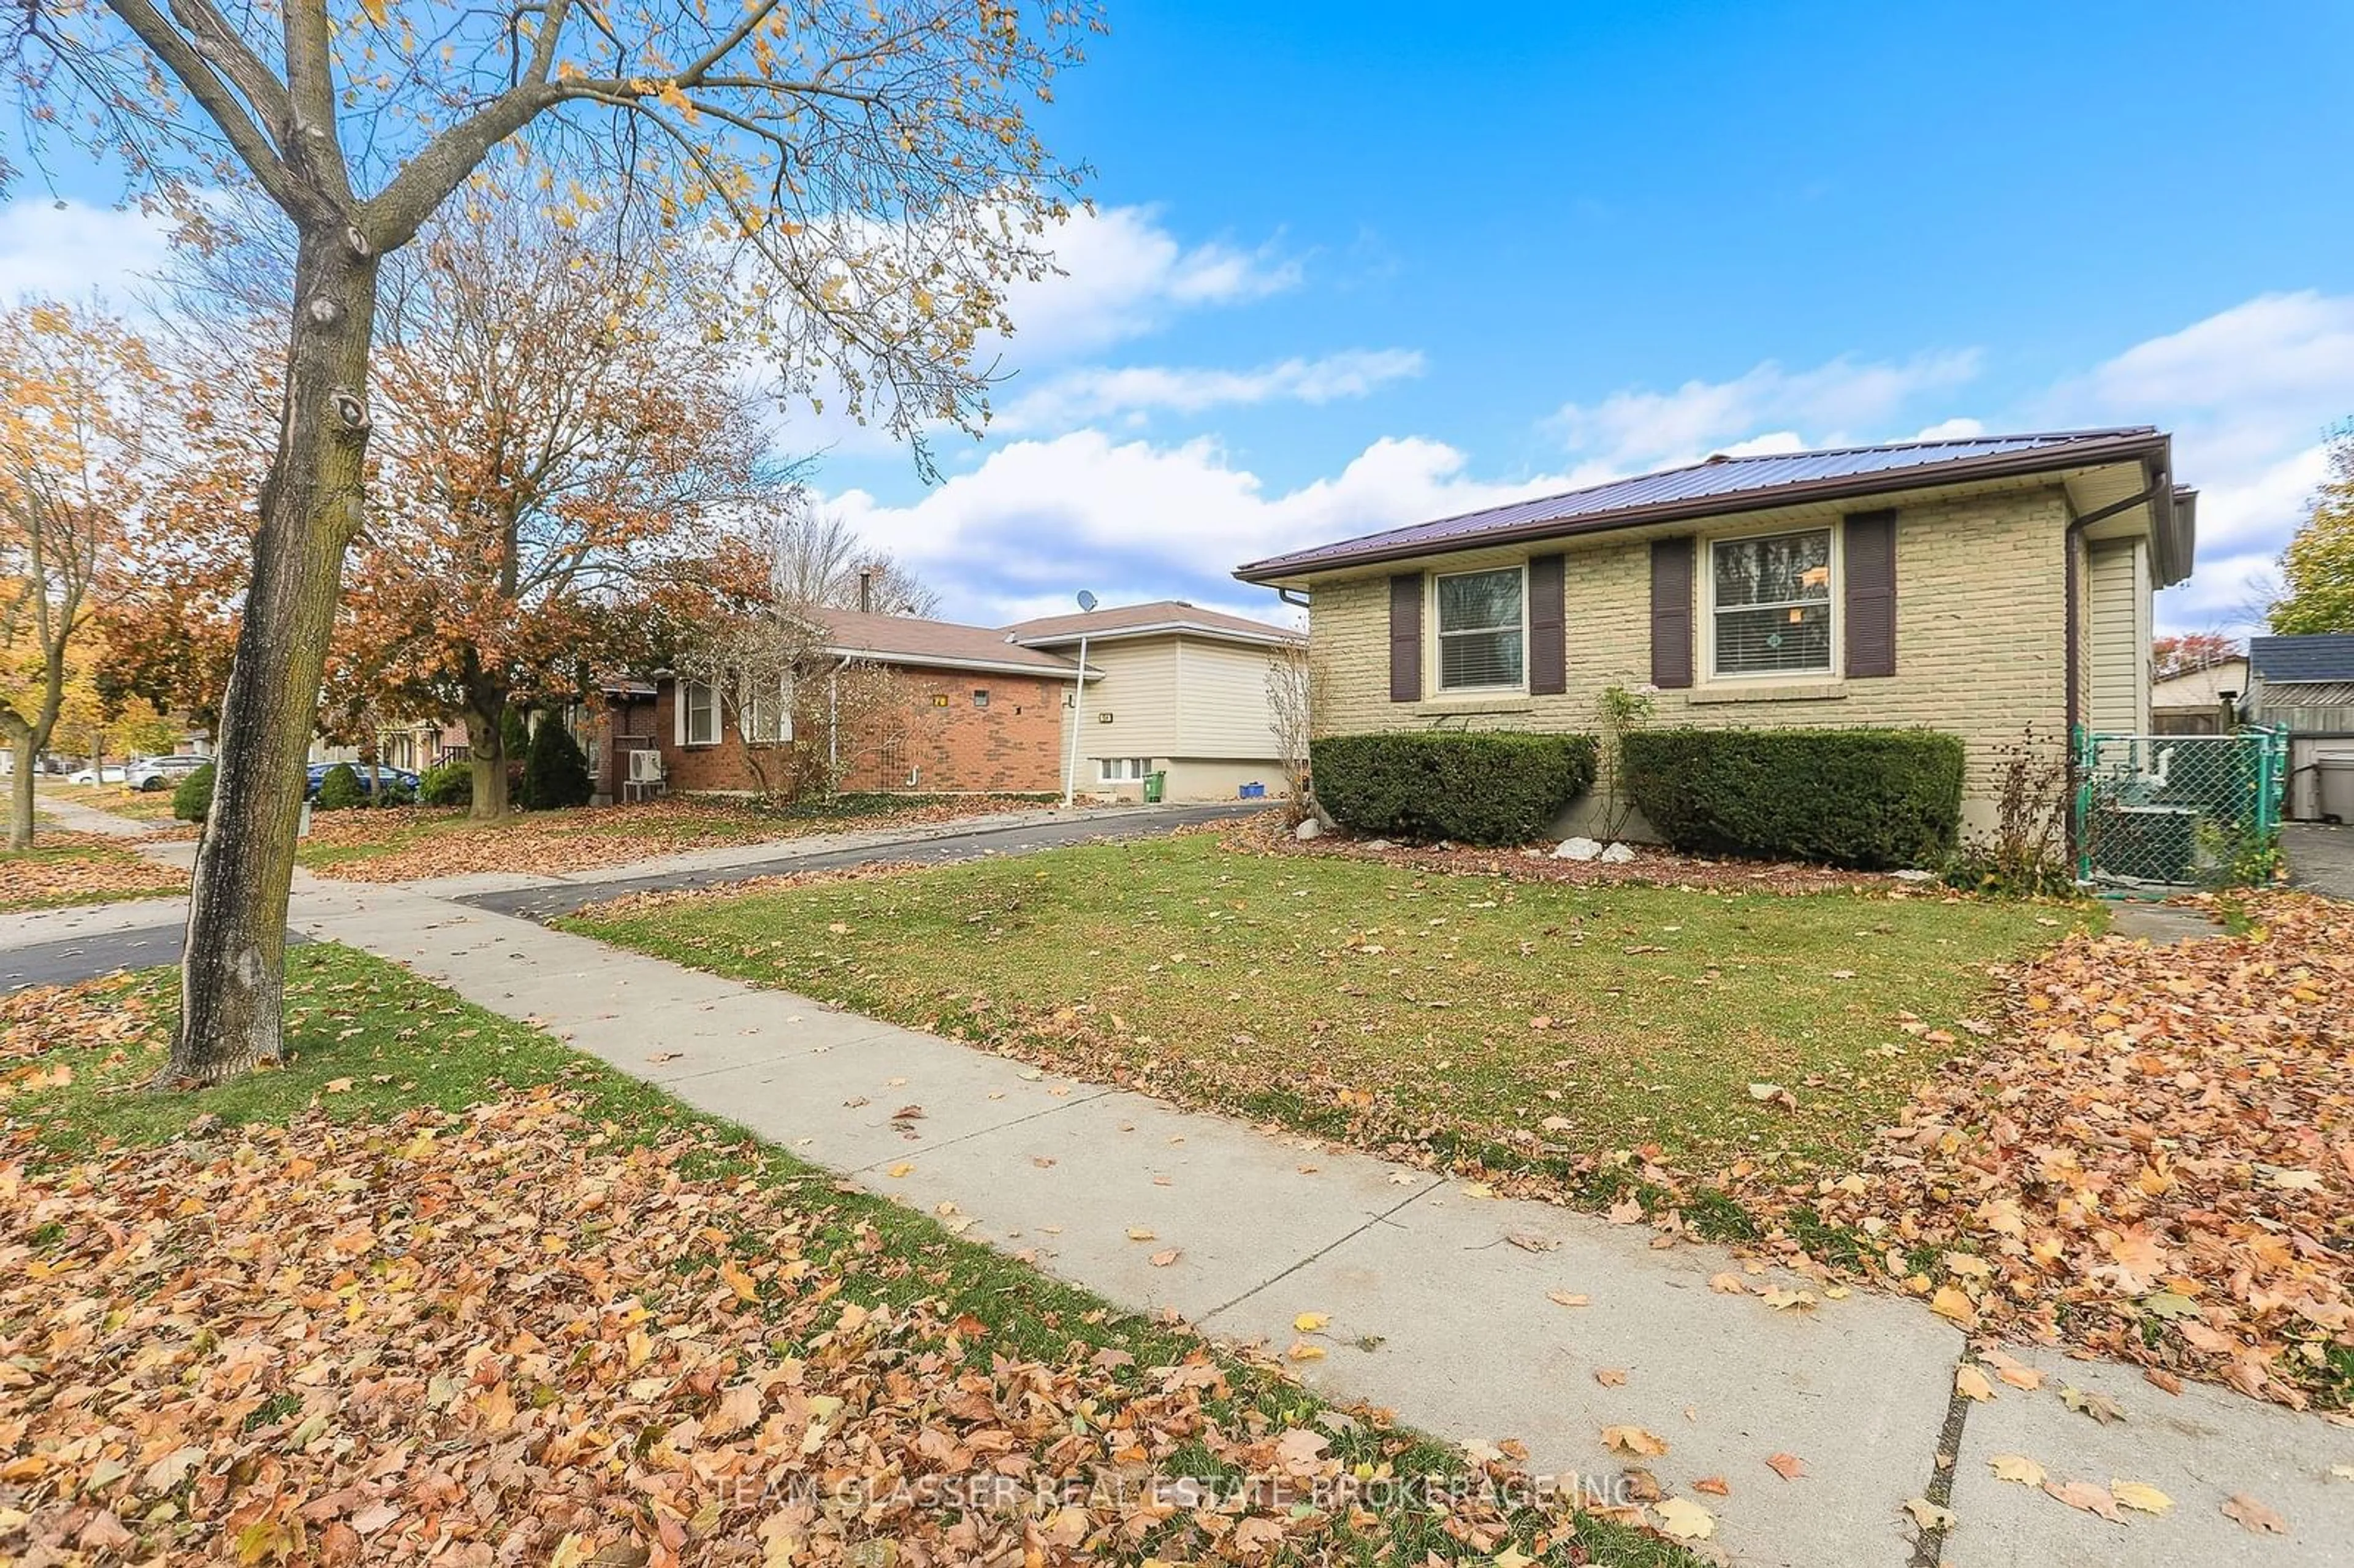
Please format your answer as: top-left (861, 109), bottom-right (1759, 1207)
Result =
top-left (2072, 724), bottom-right (2092, 885)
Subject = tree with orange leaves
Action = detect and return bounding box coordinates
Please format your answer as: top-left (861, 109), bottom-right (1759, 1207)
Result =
top-left (1, 302), bottom-right (166, 850)
top-left (326, 190), bottom-right (798, 818)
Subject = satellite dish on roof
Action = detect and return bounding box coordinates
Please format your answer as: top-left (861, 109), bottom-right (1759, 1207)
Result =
top-left (1076, 590), bottom-right (1098, 612)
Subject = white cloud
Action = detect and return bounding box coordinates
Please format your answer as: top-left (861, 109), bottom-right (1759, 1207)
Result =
top-left (1911, 416), bottom-right (1986, 441)
top-left (0, 199), bottom-right (175, 307)
top-left (1547, 350), bottom-right (1983, 471)
top-left (2082, 292), bottom-right (2354, 424)
top-left (769, 204), bottom-right (1310, 463)
top-left (986, 205), bottom-right (1301, 365)
top-left (827, 430), bottom-right (1585, 626)
top-left (2057, 290), bottom-right (2354, 634)
top-left (999, 347), bottom-right (1423, 431)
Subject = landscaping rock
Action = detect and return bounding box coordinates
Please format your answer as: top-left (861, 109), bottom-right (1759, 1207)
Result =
top-left (1598, 842), bottom-right (1636, 864)
top-left (1889, 867), bottom-right (1937, 882)
top-left (1365, 838), bottom-right (1396, 851)
top-left (1553, 837), bottom-right (1602, 861)
top-left (1294, 818), bottom-right (1323, 842)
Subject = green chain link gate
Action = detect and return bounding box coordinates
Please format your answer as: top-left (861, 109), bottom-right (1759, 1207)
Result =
top-left (2074, 725), bottom-right (2288, 891)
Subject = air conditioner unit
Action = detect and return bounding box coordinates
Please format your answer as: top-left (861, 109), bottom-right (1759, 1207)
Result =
top-left (628, 749), bottom-right (666, 784)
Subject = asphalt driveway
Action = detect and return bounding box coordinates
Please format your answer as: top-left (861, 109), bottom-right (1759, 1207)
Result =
top-left (2284, 821), bottom-right (2354, 900)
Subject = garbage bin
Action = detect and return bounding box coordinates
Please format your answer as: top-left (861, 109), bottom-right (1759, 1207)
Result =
top-left (1143, 770), bottom-right (1166, 804)
top-left (2320, 757), bottom-right (2354, 824)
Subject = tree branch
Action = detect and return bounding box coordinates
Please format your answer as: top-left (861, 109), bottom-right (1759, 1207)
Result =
top-left (99, 0), bottom-right (314, 218)
top-left (361, 0), bottom-right (576, 250)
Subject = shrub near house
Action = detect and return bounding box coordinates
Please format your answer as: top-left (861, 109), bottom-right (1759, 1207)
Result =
top-left (1310, 731), bottom-right (1596, 845)
top-left (1623, 727), bottom-right (1964, 869)
top-left (172, 763), bottom-right (216, 824)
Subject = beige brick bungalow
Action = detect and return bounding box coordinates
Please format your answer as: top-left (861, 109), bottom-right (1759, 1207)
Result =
top-left (1234, 429), bottom-right (2198, 837)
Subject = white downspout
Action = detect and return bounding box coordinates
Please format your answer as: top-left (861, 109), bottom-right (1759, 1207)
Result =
top-left (826, 655), bottom-right (851, 786)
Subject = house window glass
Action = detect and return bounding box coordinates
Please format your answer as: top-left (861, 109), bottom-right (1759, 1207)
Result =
top-left (1435, 567), bottom-right (1525, 690)
top-left (1711, 529), bottom-right (1832, 677)
top-left (683, 680), bottom-right (720, 746)
top-left (1097, 756), bottom-right (1152, 783)
top-left (740, 675), bottom-right (791, 744)
top-left (972, 688), bottom-right (990, 708)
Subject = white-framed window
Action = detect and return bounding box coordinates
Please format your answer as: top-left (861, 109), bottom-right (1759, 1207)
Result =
top-left (680, 680), bottom-right (720, 747)
top-left (1708, 527), bottom-right (1834, 678)
top-left (739, 674), bottom-right (793, 744)
top-left (1434, 566), bottom-right (1525, 691)
top-left (1098, 756), bottom-right (1152, 783)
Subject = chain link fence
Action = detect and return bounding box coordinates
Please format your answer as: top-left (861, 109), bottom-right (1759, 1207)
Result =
top-left (2074, 726), bottom-right (2288, 890)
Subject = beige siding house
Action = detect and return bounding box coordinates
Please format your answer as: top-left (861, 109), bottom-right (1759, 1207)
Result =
top-left (1004, 601), bottom-right (1303, 802)
top-left (2152, 655), bottom-right (2247, 734)
top-left (1236, 430), bottom-right (2197, 837)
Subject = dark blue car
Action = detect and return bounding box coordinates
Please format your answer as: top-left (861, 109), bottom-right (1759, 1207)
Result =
top-left (304, 763), bottom-right (421, 801)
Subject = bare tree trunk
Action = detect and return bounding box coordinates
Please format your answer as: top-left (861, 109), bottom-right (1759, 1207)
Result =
top-left (164, 229), bottom-right (380, 1086)
top-left (463, 697), bottom-right (509, 820)
top-left (4, 720), bottom-right (33, 851)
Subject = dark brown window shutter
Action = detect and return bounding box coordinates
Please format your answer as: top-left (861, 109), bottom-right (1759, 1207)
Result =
top-left (1844, 509), bottom-right (1897, 678)
top-left (1387, 572), bottom-right (1423, 702)
top-left (1649, 538), bottom-right (1694, 689)
top-left (1527, 554), bottom-right (1566, 696)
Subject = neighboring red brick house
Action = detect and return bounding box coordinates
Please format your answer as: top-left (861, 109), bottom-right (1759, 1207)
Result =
top-left (612, 607), bottom-right (1082, 799)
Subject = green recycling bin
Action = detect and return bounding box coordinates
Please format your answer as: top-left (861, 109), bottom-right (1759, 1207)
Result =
top-left (1143, 770), bottom-right (1166, 804)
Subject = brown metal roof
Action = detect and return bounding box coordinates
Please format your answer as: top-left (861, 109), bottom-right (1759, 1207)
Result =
top-left (1235, 428), bottom-right (2182, 582)
top-left (812, 606), bottom-right (1081, 677)
top-left (1003, 599), bottom-right (1302, 647)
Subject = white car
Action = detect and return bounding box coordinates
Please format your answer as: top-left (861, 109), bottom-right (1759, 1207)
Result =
top-left (126, 755), bottom-right (210, 792)
top-left (67, 763), bottom-right (128, 785)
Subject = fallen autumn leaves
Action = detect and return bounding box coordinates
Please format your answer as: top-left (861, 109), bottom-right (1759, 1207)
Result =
top-left (0, 1087), bottom-right (1664, 1566)
top-left (1731, 890), bottom-right (2354, 1409)
top-left (0, 834), bottom-right (186, 912)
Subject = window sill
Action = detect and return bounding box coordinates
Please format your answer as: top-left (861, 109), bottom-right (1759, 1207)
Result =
top-left (1414, 693), bottom-right (1534, 718)
top-left (1687, 680), bottom-right (1848, 706)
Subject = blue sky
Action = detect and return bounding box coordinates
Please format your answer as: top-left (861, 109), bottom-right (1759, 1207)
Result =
top-left (6, 0), bottom-right (2351, 633)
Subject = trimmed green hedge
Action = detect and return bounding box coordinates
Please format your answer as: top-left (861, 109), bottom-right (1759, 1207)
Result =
top-left (419, 759), bottom-right (473, 807)
top-left (1310, 731), bottom-right (1597, 846)
top-left (315, 763), bottom-right (367, 811)
top-left (171, 762), bottom-right (215, 823)
top-left (1621, 727), bottom-right (1964, 869)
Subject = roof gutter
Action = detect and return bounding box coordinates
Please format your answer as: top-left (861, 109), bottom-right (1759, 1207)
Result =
top-left (1013, 620), bottom-right (1302, 650)
top-left (1234, 430), bottom-right (2174, 584)
top-left (822, 647), bottom-right (1087, 680)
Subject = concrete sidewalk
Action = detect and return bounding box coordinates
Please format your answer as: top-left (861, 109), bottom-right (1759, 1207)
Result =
top-left (34, 792), bottom-right (161, 838)
top-left (273, 877), bottom-right (2353, 1568)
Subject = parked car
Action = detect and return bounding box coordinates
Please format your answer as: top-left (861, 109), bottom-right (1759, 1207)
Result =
top-left (303, 763), bottom-right (421, 800)
top-left (126, 755), bottom-right (211, 792)
top-left (68, 763), bottom-right (128, 785)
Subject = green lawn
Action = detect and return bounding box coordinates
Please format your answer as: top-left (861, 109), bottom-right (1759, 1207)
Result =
top-left (3, 945), bottom-right (1691, 1567)
top-left (566, 834), bottom-right (2085, 1211)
